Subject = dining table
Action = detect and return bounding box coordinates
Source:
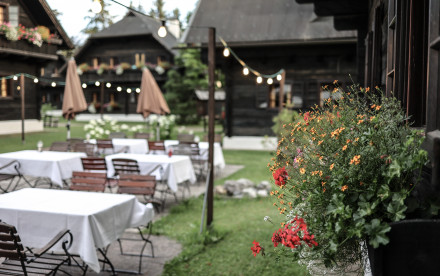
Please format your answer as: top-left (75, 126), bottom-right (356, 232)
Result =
top-left (88, 138), bottom-right (148, 154)
top-left (0, 188), bottom-right (154, 273)
top-left (0, 150), bottom-right (86, 186)
top-left (105, 153), bottom-right (197, 192)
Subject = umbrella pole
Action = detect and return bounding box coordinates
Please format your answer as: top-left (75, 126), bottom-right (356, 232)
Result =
top-left (67, 118), bottom-right (71, 140)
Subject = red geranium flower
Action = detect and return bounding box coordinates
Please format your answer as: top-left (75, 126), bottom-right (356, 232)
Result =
top-left (273, 166), bottom-right (288, 187)
top-left (251, 240), bottom-right (264, 257)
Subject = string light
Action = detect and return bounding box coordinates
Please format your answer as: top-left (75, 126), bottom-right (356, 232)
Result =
top-left (51, 82), bottom-right (56, 87)
top-left (82, 83), bottom-right (87, 88)
top-left (33, 78), bottom-right (38, 83)
top-left (223, 47), bottom-right (230, 57)
top-left (95, 81), bottom-right (100, 86)
top-left (106, 82), bottom-right (111, 88)
top-left (127, 88), bottom-right (132, 93)
top-left (17, 86), bottom-right (20, 91)
top-left (277, 74), bottom-right (282, 81)
top-left (267, 78), bottom-right (273, 85)
top-left (91, 0), bottom-right (102, 13)
top-left (13, 75), bottom-right (18, 81)
top-left (158, 20), bottom-right (167, 38)
top-left (256, 76), bottom-right (263, 84)
top-left (136, 88), bottom-right (140, 93)
top-left (117, 86), bottom-right (122, 92)
top-left (243, 67), bottom-right (249, 76)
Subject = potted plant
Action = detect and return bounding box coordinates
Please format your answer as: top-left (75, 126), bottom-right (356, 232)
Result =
top-left (255, 82), bottom-right (430, 275)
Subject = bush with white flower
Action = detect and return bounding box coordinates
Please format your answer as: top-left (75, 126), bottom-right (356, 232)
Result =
top-left (84, 116), bottom-right (121, 139)
top-left (147, 114), bottom-right (176, 140)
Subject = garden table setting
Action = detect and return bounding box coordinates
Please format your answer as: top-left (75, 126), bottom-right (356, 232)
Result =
top-left (105, 153), bottom-right (196, 192)
top-left (0, 188), bottom-right (154, 273)
top-left (0, 150), bottom-right (86, 186)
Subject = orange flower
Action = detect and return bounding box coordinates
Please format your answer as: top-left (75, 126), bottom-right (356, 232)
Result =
top-left (329, 163), bottom-right (334, 170)
top-left (375, 105), bottom-right (381, 111)
top-left (341, 185), bottom-right (348, 192)
top-left (333, 79), bottom-right (338, 84)
top-left (350, 155), bottom-right (361, 165)
top-left (321, 181), bottom-right (326, 186)
top-left (300, 168), bottom-right (306, 174)
top-left (318, 140), bottom-right (323, 145)
top-left (365, 87), bottom-right (370, 92)
top-left (342, 145), bottom-right (347, 151)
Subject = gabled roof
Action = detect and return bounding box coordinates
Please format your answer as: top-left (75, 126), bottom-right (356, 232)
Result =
top-left (182, 0), bottom-right (356, 46)
top-left (89, 11), bottom-right (177, 53)
top-left (20, 0), bottom-right (73, 49)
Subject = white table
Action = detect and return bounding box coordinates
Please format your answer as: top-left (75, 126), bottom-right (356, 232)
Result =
top-left (0, 188), bottom-right (154, 273)
top-left (105, 153), bottom-right (196, 192)
top-left (88, 138), bottom-right (148, 154)
top-left (164, 140), bottom-right (226, 170)
top-left (0, 150), bottom-right (86, 186)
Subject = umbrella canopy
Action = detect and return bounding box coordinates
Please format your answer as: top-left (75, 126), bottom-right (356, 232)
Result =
top-left (62, 59), bottom-right (87, 119)
top-left (136, 68), bottom-right (170, 118)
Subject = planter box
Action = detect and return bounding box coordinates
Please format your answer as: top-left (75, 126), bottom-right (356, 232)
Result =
top-left (368, 219), bottom-right (440, 276)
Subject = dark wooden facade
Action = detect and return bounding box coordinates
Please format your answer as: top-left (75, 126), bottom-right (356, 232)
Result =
top-left (0, 0), bottom-right (72, 121)
top-left (46, 11), bottom-right (177, 115)
top-left (183, 0), bottom-right (357, 136)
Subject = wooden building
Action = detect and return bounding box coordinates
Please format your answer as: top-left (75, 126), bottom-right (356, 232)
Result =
top-left (182, 0), bottom-right (357, 136)
top-left (0, 0), bottom-right (72, 124)
top-left (66, 11), bottom-right (177, 115)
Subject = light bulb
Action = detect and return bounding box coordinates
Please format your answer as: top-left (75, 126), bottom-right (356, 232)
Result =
top-left (106, 82), bottom-right (111, 88)
top-left (216, 80), bottom-right (222, 88)
top-left (17, 86), bottom-right (20, 91)
top-left (91, 0), bottom-right (102, 13)
top-left (136, 88), bottom-right (140, 93)
top-left (158, 21), bottom-right (167, 38)
top-left (276, 74), bottom-right (282, 81)
top-left (256, 76), bottom-right (263, 84)
top-left (82, 83), bottom-right (87, 88)
top-left (95, 81), bottom-right (100, 86)
top-left (51, 82), bottom-right (56, 87)
top-left (267, 78), bottom-right (273, 85)
top-left (33, 78), bottom-right (38, 83)
top-left (243, 67), bottom-right (249, 75)
top-left (117, 86), bottom-right (122, 92)
top-left (13, 75), bottom-right (18, 81)
top-left (223, 48), bottom-right (230, 57)
top-left (127, 88), bottom-right (132, 93)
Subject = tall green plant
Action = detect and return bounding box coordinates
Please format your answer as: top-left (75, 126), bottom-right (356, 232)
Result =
top-left (164, 48), bottom-right (209, 124)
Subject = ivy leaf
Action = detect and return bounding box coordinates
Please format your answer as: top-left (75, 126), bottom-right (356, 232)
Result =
top-left (365, 219), bottom-right (391, 248)
top-left (386, 201), bottom-right (407, 221)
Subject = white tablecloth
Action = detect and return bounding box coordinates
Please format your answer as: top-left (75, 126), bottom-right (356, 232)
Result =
top-left (88, 138), bottom-right (148, 154)
top-left (0, 188), bottom-right (154, 273)
top-left (0, 150), bottom-right (86, 186)
top-left (164, 140), bottom-right (226, 170)
top-left (105, 153), bottom-right (196, 192)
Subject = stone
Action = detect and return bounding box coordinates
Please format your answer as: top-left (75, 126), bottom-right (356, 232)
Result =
top-left (215, 185), bottom-right (227, 195)
top-left (236, 178), bottom-right (255, 188)
top-left (256, 180), bottom-right (271, 191)
top-left (242, 187), bottom-right (257, 198)
top-left (257, 189), bottom-right (269, 197)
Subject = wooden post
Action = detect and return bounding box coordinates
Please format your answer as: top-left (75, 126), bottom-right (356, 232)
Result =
top-left (100, 82), bottom-right (104, 119)
top-left (278, 71), bottom-right (286, 111)
top-left (207, 27), bottom-right (215, 227)
top-left (20, 74), bottom-right (25, 144)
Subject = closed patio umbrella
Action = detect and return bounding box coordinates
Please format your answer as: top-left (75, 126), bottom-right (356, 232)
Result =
top-left (62, 58), bottom-right (87, 139)
top-left (136, 68), bottom-right (170, 140)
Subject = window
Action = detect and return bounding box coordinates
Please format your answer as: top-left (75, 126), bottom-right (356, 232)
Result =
top-left (0, 77), bottom-right (11, 98)
top-left (9, 6), bottom-right (18, 27)
top-left (320, 82), bottom-right (342, 107)
top-left (0, 3), bottom-right (8, 23)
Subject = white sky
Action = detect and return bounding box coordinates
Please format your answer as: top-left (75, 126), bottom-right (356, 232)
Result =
top-left (46, 0), bottom-right (198, 43)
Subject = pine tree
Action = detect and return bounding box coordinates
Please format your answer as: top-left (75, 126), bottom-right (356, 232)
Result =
top-left (82, 0), bottom-right (116, 35)
top-left (149, 0), bottom-right (166, 19)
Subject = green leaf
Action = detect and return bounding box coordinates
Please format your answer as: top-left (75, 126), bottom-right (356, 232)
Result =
top-left (365, 219), bottom-right (391, 248)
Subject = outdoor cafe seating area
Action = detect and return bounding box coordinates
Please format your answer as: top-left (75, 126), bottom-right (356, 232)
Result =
top-left (0, 132), bottom-right (225, 275)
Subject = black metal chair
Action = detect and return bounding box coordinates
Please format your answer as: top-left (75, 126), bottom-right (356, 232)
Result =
top-left (49, 141), bottom-right (70, 152)
top-left (0, 221), bottom-right (73, 276)
top-left (0, 160), bottom-right (32, 193)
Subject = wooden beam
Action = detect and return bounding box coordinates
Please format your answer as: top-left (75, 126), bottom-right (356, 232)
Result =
top-left (20, 74), bottom-right (25, 144)
top-left (207, 27), bottom-right (215, 227)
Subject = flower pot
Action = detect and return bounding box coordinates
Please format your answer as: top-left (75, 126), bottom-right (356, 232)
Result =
top-left (367, 219), bottom-right (440, 276)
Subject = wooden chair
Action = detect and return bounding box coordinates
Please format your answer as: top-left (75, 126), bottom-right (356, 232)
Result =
top-left (72, 142), bottom-right (96, 157)
top-left (49, 141), bottom-right (70, 152)
top-left (109, 132), bottom-right (127, 139)
top-left (133, 132), bottom-right (151, 140)
top-left (67, 138), bottom-right (84, 149)
top-left (111, 158), bottom-right (140, 175)
top-left (147, 140), bottom-right (165, 154)
top-left (0, 221), bottom-right (73, 276)
top-left (116, 174), bottom-right (158, 274)
top-left (81, 157), bottom-right (118, 192)
top-left (96, 139), bottom-right (128, 156)
top-left (177, 133), bottom-right (194, 142)
top-left (70, 171), bottom-right (107, 192)
top-left (0, 160), bottom-right (32, 193)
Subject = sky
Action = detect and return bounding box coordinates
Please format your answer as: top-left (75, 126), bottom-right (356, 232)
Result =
top-left (46, 0), bottom-right (198, 43)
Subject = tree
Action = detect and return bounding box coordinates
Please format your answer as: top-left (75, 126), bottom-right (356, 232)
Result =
top-left (149, 0), bottom-right (166, 19)
top-left (82, 0), bottom-right (116, 35)
top-left (164, 48), bottom-right (209, 124)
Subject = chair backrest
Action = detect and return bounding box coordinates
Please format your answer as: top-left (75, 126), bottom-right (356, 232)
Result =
top-left (81, 157), bottom-right (107, 171)
top-left (73, 142), bottom-right (96, 157)
top-left (49, 141), bottom-right (70, 152)
top-left (96, 139), bottom-right (114, 149)
top-left (70, 171), bottom-right (107, 192)
top-left (174, 142), bottom-right (200, 156)
top-left (148, 140), bottom-right (165, 152)
top-left (0, 221), bottom-right (27, 263)
top-left (203, 134), bottom-right (223, 144)
top-left (133, 132), bottom-right (151, 140)
top-left (177, 133), bottom-right (195, 142)
top-left (67, 138), bottom-right (84, 148)
top-left (112, 158), bottom-right (140, 175)
top-left (118, 174), bottom-right (156, 196)
top-left (109, 132), bottom-right (127, 139)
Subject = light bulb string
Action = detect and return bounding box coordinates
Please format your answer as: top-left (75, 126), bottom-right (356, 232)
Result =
top-left (218, 36), bottom-right (284, 79)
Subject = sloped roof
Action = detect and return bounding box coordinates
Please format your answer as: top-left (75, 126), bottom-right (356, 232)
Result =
top-left (182, 0), bottom-right (356, 46)
top-left (89, 11), bottom-right (177, 53)
top-left (20, 0), bottom-right (73, 49)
